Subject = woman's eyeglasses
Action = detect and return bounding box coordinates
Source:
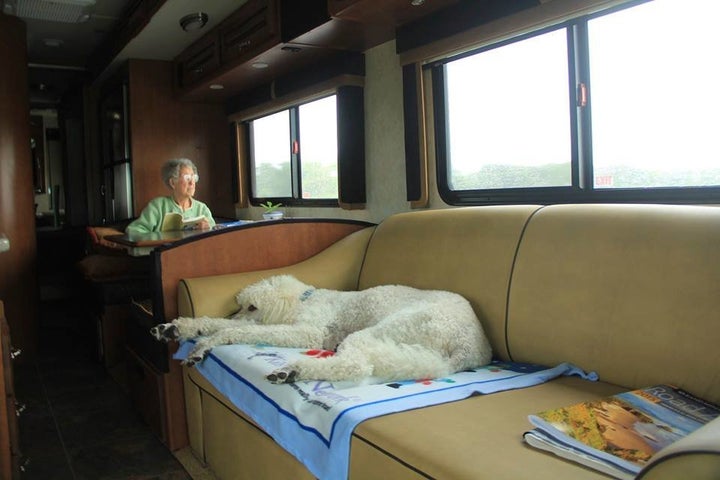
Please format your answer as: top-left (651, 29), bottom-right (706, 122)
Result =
top-left (180, 173), bottom-right (199, 183)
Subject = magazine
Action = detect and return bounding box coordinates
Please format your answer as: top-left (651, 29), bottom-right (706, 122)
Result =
top-left (524, 385), bottom-right (720, 479)
top-left (160, 212), bottom-right (206, 231)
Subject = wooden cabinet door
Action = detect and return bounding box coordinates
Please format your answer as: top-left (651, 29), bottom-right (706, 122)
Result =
top-left (219, 0), bottom-right (278, 65)
top-left (0, 302), bottom-right (20, 479)
top-left (175, 32), bottom-right (221, 88)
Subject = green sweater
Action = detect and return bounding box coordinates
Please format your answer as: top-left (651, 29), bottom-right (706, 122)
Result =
top-left (125, 196), bottom-right (215, 234)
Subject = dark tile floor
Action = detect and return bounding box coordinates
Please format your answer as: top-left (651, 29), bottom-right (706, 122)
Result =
top-left (13, 297), bottom-right (192, 480)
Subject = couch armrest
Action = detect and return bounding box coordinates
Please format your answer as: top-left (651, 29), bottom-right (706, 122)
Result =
top-left (178, 226), bottom-right (375, 318)
top-left (637, 417), bottom-right (720, 480)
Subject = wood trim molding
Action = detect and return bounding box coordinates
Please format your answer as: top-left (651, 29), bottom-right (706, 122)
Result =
top-left (403, 63), bottom-right (429, 209)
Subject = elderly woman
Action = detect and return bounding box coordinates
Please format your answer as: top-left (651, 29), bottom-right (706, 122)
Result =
top-left (126, 158), bottom-right (215, 234)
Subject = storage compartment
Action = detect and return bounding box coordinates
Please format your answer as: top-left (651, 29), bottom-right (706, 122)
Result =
top-left (172, 0), bottom-right (337, 101)
top-left (219, 0), bottom-right (278, 65)
top-left (128, 298), bottom-right (168, 373)
top-left (175, 32), bottom-right (221, 87)
top-left (202, 390), bottom-right (313, 480)
top-left (0, 305), bottom-right (21, 479)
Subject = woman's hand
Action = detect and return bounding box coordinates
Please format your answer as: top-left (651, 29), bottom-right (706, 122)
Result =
top-left (197, 219), bottom-right (211, 230)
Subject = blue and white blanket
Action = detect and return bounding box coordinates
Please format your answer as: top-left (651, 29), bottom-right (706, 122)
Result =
top-left (175, 341), bottom-right (596, 480)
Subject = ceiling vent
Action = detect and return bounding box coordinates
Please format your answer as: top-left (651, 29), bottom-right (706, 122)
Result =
top-left (2, 0), bottom-right (97, 23)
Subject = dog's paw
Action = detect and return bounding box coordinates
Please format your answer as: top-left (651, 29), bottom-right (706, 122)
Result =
top-left (150, 323), bottom-right (179, 342)
top-left (182, 348), bottom-right (210, 367)
top-left (267, 367), bottom-right (298, 384)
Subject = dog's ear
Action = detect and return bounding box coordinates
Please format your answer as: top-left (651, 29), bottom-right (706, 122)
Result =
top-left (264, 295), bottom-right (296, 324)
top-left (262, 275), bottom-right (308, 324)
top-left (268, 275), bottom-right (309, 293)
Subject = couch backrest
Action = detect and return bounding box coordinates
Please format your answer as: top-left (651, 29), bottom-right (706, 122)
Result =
top-left (359, 205), bottom-right (541, 360)
top-left (359, 203), bottom-right (720, 404)
top-left (178, 203), bottom-right (720, 404)
top-left (507, 204), bottom-right (720, 405)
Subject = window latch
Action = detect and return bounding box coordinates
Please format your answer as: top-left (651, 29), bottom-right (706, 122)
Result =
top-left (577, 82), bottom-right (588, 107)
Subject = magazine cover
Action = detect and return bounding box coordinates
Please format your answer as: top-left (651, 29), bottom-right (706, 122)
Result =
top-left (526, 385), bottom-right (720, 477)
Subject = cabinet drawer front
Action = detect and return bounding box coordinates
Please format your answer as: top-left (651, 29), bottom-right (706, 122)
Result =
top-left (220, 0), bottom-right (278, 64)
top-left (177, 35), bottom-right (220, 86)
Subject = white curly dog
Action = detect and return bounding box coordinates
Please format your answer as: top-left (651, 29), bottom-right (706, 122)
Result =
top-left (151, 275), bottom-right (492, 383)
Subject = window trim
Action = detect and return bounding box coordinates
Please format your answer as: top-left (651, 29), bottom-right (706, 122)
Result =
top-left (244, 94), bottom-right (339, 208)
top-left (431, 2), bottom-right (720, 206)
top-left (235, 83), bottom-right (366, 209)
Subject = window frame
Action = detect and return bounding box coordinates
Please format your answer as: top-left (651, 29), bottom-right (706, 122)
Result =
top-left (432, 0), bottom-right (720, 206)
top-left (244, 94), bottom-right (340, 208)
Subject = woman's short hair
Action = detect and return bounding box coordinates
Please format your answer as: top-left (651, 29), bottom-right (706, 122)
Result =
top-left (161, 158), bottom-right (198, 188)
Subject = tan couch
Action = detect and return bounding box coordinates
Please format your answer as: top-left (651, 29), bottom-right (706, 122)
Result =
top-left (175, 204), bottom-right (720, 479)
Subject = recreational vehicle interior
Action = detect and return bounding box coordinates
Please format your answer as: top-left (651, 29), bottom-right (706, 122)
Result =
top-left (0, 0), bottom-right (719, 478)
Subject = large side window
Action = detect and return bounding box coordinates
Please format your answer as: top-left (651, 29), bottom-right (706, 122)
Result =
top-left (247, 95), bottom-right (339, 205)
top-left (250, 109), bottom-right (292, 198)
top-left (587, 0), bottom-right (720, 190)
top-left (434, 0), bottom-right (720, 204)
top-left (443, 28), bottom-right (572, 192)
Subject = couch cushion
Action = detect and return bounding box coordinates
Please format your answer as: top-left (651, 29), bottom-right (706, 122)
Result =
top-left (86, 225), bottom-right (127, 255)
top-left (507, 204), bottom-right (720, 405)
top-left (77, 253), bottom-right (150, 282)
top-left (358, 205), bottom-right (541, 360)
top-left (186, 363), bottom-right (623, 479)
top-left (352, 376), bottom-right (623, 479)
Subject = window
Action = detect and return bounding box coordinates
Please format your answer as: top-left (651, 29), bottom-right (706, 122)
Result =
top-left (434, 0), bottom-right (720, 204)
top-left (247, 95), bottom-right (339, 205)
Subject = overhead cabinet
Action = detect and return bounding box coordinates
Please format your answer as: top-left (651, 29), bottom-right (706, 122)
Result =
top-left (175, 32), bottom-right (221, 86)
top-left (328, 0), bottom-right (462, 24)
top-left (173, 0), bottom-right (469, 102)
top-left (218, 0), bottom-right (278, 65)
top-left (174, 0), bottom-right (334, 101)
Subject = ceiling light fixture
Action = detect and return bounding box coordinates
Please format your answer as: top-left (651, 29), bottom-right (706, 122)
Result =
top-left (180, 12), bottom-right (209, 32)
top-left (209, 84), bottom-right (224, 90)
top-left (410, 0), bottom-right (426, 5)
top-left (251, 62), bottom-right (269, 69)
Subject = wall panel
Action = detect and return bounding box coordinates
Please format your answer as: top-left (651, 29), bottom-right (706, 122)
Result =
top-left (128, 59), bottom-right (235, 219)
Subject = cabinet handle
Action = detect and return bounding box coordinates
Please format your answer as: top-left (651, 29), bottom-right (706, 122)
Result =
top-left (237, 40), bottom-right (251, 51)
top-left (193, 67), bottom-right (204, 74)
top-left (15, 401), bottom-right (26, 416)
top-left (10, 346), bottom-right (21, 359)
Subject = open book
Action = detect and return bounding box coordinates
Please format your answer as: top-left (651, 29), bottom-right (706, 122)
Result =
top-left (160, 212), bottom-right (206, 231)
top-left (524, 385), bottom-right (720, 479)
